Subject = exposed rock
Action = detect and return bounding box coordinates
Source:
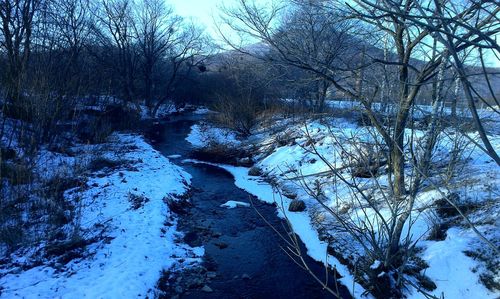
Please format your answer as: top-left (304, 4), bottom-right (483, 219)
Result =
top-left (282, 190), bottom-right (297, 199)
top-left (203, 256), bottom-right (218, 271)
top-left (338, 203), bottom-right (350, 214)
top-left (165, 195), bottom-right (192, 215)
top-left (248, 166), bottom-right (262, 176)
top-left (214, 242), bottom-right (228, 249)
top-left (201, 285), bottom-right (213, 293)
top-left (206, 272), bottom-right (217, 279)
top-left (237, 157), bottom-right (253, 167)
top-left (281, 185), bottom-right (298, 199)
top-left (288, 200), bottom-right (306, 212)
top-left (242, 273), bottom-right (251, 280)
top-left (187, 277), bottom-right (204, 289)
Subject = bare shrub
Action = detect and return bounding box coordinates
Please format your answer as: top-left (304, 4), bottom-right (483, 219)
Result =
top-left (212, 94), bottom-right (261, 137)
top-left (128, 192), bottom-right (149, 210)
top-left (87, 157), bottom-right (123, 172)
top-left (190, 141), bottom-right (249, 165)
top-left (221, 0), bottom-right (499, 296)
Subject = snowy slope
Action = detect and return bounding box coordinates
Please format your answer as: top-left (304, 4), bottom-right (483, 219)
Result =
top-left (186, 122), bottom-right (240, 148)
top-left (0, 134), bottom-right (203, 298)
top-left (259, 121), bottom-right (499, 299)
top-left (185, 116), bottom-right (500, 299)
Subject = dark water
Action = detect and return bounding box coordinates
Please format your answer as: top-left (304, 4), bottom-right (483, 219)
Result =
top-left (151, 114), bottom-right (351, 299)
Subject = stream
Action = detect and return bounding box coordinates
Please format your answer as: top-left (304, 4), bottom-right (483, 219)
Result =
top-left (150, 114), bottom-right (351, 299)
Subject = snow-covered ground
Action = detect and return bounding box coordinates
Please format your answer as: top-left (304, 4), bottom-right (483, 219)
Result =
top-left (2, 100), bottom-right (497, 298)
top-left (0, 134), bottom-right (203, 298)
top-left (220, 200), bottom-right (251, 209)
top-left (139, 103), bottom-right (210, 119)
top-left (139, 104), bottom-right (178, 119)
top-left (73, 97), bottom-right (206, 120)
top-left (185, 114), bottom-right (500, 299)
top-left (325, 99), bottom-right (498, 119)
top-left (260, 121), bottom-right (499, 299)
top-left (186, 122), bottom-right (240, 148)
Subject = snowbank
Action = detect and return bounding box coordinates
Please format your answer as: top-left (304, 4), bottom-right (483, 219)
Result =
top-left (185, 122), bottom-right (240, 148)
top-left (253, 118), bottom-right (500, 299)
top-left (409, 228), bottom-right (496, 299)
top-left (139, 103), bottom-right (178, 119)
top-left (193, 107), bottom-right (211, 115)
top-left (0, 134), bottom-right (202, 298)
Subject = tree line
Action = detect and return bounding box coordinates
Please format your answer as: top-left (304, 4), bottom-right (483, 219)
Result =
top-left (0, 0), bottom-right (211, 145)
top-left (1, 0), bottom-right (499, 296)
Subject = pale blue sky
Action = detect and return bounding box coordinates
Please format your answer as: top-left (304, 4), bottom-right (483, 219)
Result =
top-left (167, 0), bottom-right (499, 67)
top-left (168, 0), bottom-right (224, 36)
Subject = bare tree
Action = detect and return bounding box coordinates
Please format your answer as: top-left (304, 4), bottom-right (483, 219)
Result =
top-left (0, 0), bottom-right (41, 115)
top-left (92, 0), bottom-right (139, 107)
top-left (151, 21), bottom-right (206, 116)
top-left (211, 53), bottom-right (280, 136)
top-left (412, 0), bottom-right (499, 164)
top-left (221, 0), bottom-right (443, 257)
top-left (271, 2), bottom-right (349, 112)
top-left (50, 0), bottom-right (91, 89)
top-left (221, 0), bottom-right (499, 296)
top-left (134, 0), bottom-right (180, 113)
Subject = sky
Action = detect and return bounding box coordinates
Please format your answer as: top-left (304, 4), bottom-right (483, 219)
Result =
top-left (168, 0), bottom-right (500, 68)
top-left (168, 0), bottom-right (224, 37)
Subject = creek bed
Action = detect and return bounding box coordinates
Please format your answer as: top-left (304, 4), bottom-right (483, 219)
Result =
top-left (150, 114), bottom-right (351, 299)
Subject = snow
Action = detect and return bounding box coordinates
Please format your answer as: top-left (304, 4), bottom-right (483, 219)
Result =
top-left (220, 200), bottom-right (251, 209)
top-left (370, 260), bottom-right (381, 270)
top-left (408, 227), bottom-right (498, 299)
top-left (139, 102), bottom-right (178, 119)
top-left (193, 107), bottom-right (211, 114)
top-left (185, 122), bottom-right (240, 148)
top-left (4, 104), bottom-right (497, 299)
top-left (0, 134), bottom-right (202, 298)
top-left (323, 99), bottom-right (499, 120)
top-left (35, 148), bottom-right (80, 181)
top-left (203, 114), bottom-right (498, 299)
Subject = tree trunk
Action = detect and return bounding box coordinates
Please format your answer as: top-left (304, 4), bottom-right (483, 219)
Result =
top-left (451, 76), bottom-right (459, 119)
top-left (451, 52), bottom-right (500, 165)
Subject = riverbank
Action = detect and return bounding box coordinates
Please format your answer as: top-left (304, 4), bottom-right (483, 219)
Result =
top-left (185, 114), bottom-right (500, 299)
top-left (0, 114), bottom-right (202, 298)
top-left (152, 113), bottom-right (354, 299)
